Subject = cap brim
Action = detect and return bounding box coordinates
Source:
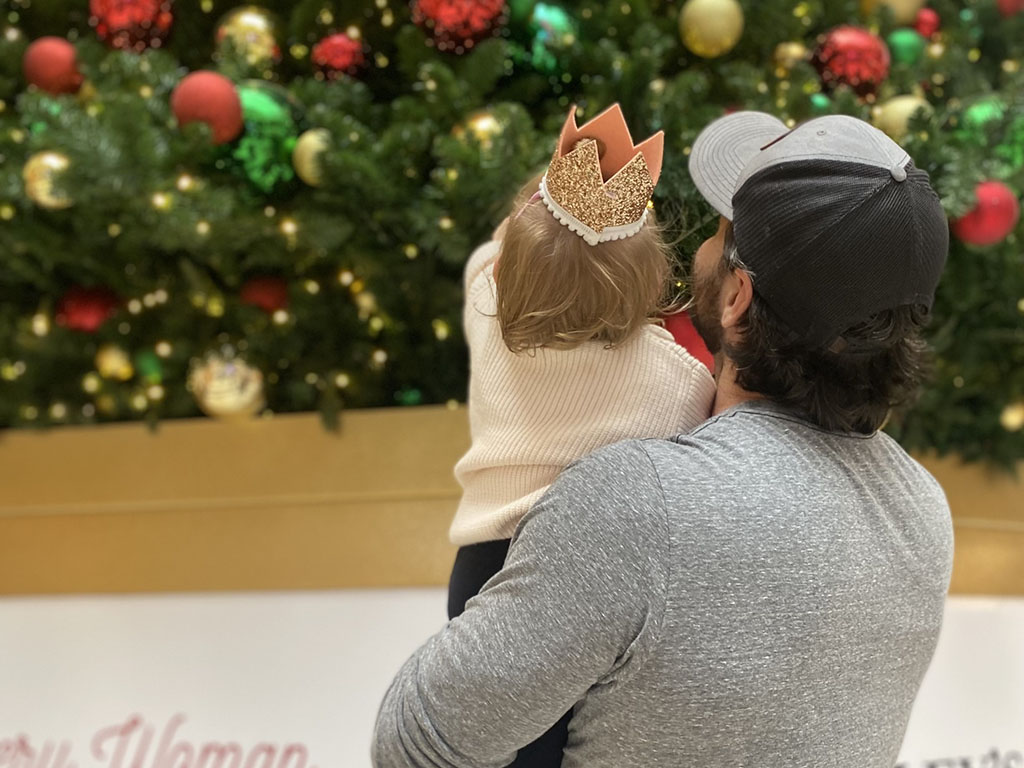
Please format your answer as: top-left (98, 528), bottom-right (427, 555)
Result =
top-left (689, 111), bottom-right (789, 220)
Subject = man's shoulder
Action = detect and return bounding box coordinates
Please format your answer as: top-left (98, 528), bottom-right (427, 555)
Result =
top-left (514, 440), bottom-right (669, 546)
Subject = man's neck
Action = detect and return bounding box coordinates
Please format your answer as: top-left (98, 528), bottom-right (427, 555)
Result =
top-left (711, 357), bottom-right (765, 416)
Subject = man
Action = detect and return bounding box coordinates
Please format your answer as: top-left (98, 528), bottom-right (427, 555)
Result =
top-left (372, 112), bottom-right (953, 767)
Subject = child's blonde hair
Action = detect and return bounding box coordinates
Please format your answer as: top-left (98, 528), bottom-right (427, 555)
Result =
top-left (495, 177), bottom-right (676, 353)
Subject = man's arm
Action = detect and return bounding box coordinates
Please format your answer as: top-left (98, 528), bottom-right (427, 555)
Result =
top-left (371, 442), bottom-right (669, 768)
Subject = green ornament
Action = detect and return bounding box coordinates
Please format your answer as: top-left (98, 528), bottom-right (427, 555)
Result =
top-left (809, 92), bottom-right (831, 115)
top-left (526, 2), bottom-right (576, 74)
top-left (134, 350), bottom-right (163, 384)
top-left (887, 28), bottom-right (926, 66)
top-left (962, 98), bottom-right (1006, 130)
top-left (395, 388), bottom-right (423, 406)
top-left (231, 80), bottom-right (302, 194)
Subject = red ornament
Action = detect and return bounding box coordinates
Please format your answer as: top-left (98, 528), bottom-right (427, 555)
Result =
top-left (89, 0), bottom-right (174, 52)
top-left (812, 25), bottom-right (891, 98)
top-left (241, 276), bottom-right (289, 314)
top-left (311, 33), bottom-right (366, 79)
top-left (170, 71), bottom-right (244, 145)
top-left (56, 287), bottom-right (121, 333)
top-left (412, 0), bottom-right (507, 53)
top-left (952, 181), bottom-right (1021, 246)
top-left (914, 8), bottom-right (941, 38)
top-left (998, 0), bottom-right (1024, 17)
top-left (22, 37), bottom-right (83, 95)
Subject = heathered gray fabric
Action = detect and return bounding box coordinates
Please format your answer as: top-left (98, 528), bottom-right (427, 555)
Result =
top-left (372, 399), bottom-right (954, 767)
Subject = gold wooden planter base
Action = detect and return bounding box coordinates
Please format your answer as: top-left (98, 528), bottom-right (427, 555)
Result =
top-left (0, 406), bottom-right (1020, 595)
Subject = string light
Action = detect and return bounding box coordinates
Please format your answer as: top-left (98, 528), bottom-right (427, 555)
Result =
top-left (155, 341), bottom-right (172, 357)
top-left (127, 299), bottom-right (142, 314)
top-left (304, 372), bottom-right (319, 385)
top-left (143, 293), bottom-right (157, 308)
top-left (131, 393), bottom-right (148, 411)
top-left (176, 174), bottom-right (196, 191)
top-left (207, 296), bottom-right (225, 317)
top-left (108, 223), bottom-right (122, 237)
top-left (154, 289), bottom-right (168, 303)
top-left (334, 373), bottom-right (350, 388)
top-left (0, 204), bottom-right (14, 220)
top-left (82, 373), bottom-right (101, 393)
top-left (404, 244), bottom-right (418, 259)
top-left (196, 220), bottom-right (211, 235)
top-left (147, 385), bottom-right (165, 401)
top-left (432, 319), bottom-right (450, 340)
top-left (304, 280), bottom-right (320, 294)
top-left (439, 216), bottom-right (455, 230)
top-left (272, 309), bottom-right (289, 325)
top-left (31, 313), bottom-right (50, 336)
top-left (369, 317), bottom-right (384, 333)
top-left (280, 218), bottom-right (298, 236)
top-left (21, 405), bottom-right (39, 421)
top-left (371, 349), bottom-right (388, 367)
top-left (139, 85), bottom-right (153, 98)
top-left (151, 192), bottom-right (172, 210)
top-left (338, 270), bottom-right (355, 286)
top-left (49, 402), bottom-right (68, 420)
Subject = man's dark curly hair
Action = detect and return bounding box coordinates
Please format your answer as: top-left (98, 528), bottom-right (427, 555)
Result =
top-left (720, 225), bottom-right (933, 435)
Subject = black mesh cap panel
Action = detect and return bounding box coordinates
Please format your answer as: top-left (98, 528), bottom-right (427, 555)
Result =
top-left (731, 159), bottom-right (949, 347)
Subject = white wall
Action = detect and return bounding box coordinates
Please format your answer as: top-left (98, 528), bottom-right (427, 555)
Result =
top-left (0, 592), bottom-right (1021, 767)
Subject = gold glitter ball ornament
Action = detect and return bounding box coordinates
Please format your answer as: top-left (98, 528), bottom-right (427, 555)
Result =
top-left (774, 41), bottom-right (809, 70)
top-left (1001, 402), bottom-right (1024, 432)
top-left (860, 0), bottom-right (926, 24)
top-left (293, 128), bottom-right (330, 187)
top-left (95, 344), bottom-right (134, 381)
top-left (23, 151), bottom-right (73, 210)
top-left (451, 110), bottom-right (504, 151)
top-left (679, 0), bottom-right (744, 59)
top-left (872, 94), bottom-right (932, 141)
top-left (215, 6), bottom-right (282, 70)
top-left (189, 351), bottom-right (265, 419)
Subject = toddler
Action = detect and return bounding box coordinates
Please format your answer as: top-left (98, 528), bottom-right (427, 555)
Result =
top-left (447, 102), bottom-right (715, 766)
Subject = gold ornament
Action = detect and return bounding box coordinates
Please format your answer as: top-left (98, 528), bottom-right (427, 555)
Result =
top-left (216, 6), bottom-right (281, 69)
top-left (679, 0), bottom-right (744, 59)
top-left (774, 41), bottom-right (809, 70)
top-left (95, 345), bottom-right (134, 381)
top-left (451, 110), bottom-right (504, 150)
top-left (872, 94), bottom-right (932, 141)
top-left (189, 351), bottom-right (265, 419)
top-left (23, 151), bottom-right (72, 210)
top-left (292, 128), bottom-right (330, 187)
top-left (1001, 403), bottom-right (1024, 432)
top-left (860, 0), bottom-right (926, 24)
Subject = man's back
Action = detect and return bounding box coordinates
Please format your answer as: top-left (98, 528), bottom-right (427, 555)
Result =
top-left (561, 400), bottom-right (953, 766)
top-left (372, 399), bottom-right (953, 767)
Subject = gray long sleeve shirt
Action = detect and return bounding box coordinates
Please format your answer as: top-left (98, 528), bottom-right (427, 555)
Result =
top-left (372, 400), bottom-right (954, 767)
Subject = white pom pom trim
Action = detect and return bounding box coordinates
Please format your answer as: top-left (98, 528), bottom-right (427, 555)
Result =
top-left (539, 175), bottom-right (649, 246)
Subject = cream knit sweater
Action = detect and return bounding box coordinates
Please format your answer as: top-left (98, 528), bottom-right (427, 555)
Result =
top-left (450, 240), bottom-right (716, 546)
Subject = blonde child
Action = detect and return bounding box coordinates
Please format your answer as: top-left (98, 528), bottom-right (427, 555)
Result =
top-left (446, 102), bottom-right (715, 767)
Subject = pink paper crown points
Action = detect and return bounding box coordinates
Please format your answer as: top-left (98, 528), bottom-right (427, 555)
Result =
top-left (557, 103), bottom-right (664, 184)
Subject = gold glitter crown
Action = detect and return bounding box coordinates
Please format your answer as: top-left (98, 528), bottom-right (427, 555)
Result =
top-left (540, 104), bottom-right (665, 246)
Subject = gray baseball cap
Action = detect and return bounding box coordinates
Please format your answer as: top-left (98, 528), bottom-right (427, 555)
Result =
top-left (689, 112), bottom-right (949, 347)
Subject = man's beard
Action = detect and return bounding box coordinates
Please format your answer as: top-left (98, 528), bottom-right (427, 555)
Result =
top-left (690, 265), bottom-right (724, 356)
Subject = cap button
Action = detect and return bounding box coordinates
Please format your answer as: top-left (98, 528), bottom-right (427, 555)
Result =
top-left (891, 162), bottom-right (908, 182)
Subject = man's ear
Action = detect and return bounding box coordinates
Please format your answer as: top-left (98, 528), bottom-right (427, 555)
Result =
top-left (720, 268), bottom-right (754, 330)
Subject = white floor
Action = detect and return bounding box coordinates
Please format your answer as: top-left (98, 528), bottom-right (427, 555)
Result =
top-left (0, 592), bottom-right (1021, 767)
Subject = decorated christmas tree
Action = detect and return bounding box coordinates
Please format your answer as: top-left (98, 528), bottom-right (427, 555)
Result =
top-left (0, 0), bottom-right (1021, 466)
